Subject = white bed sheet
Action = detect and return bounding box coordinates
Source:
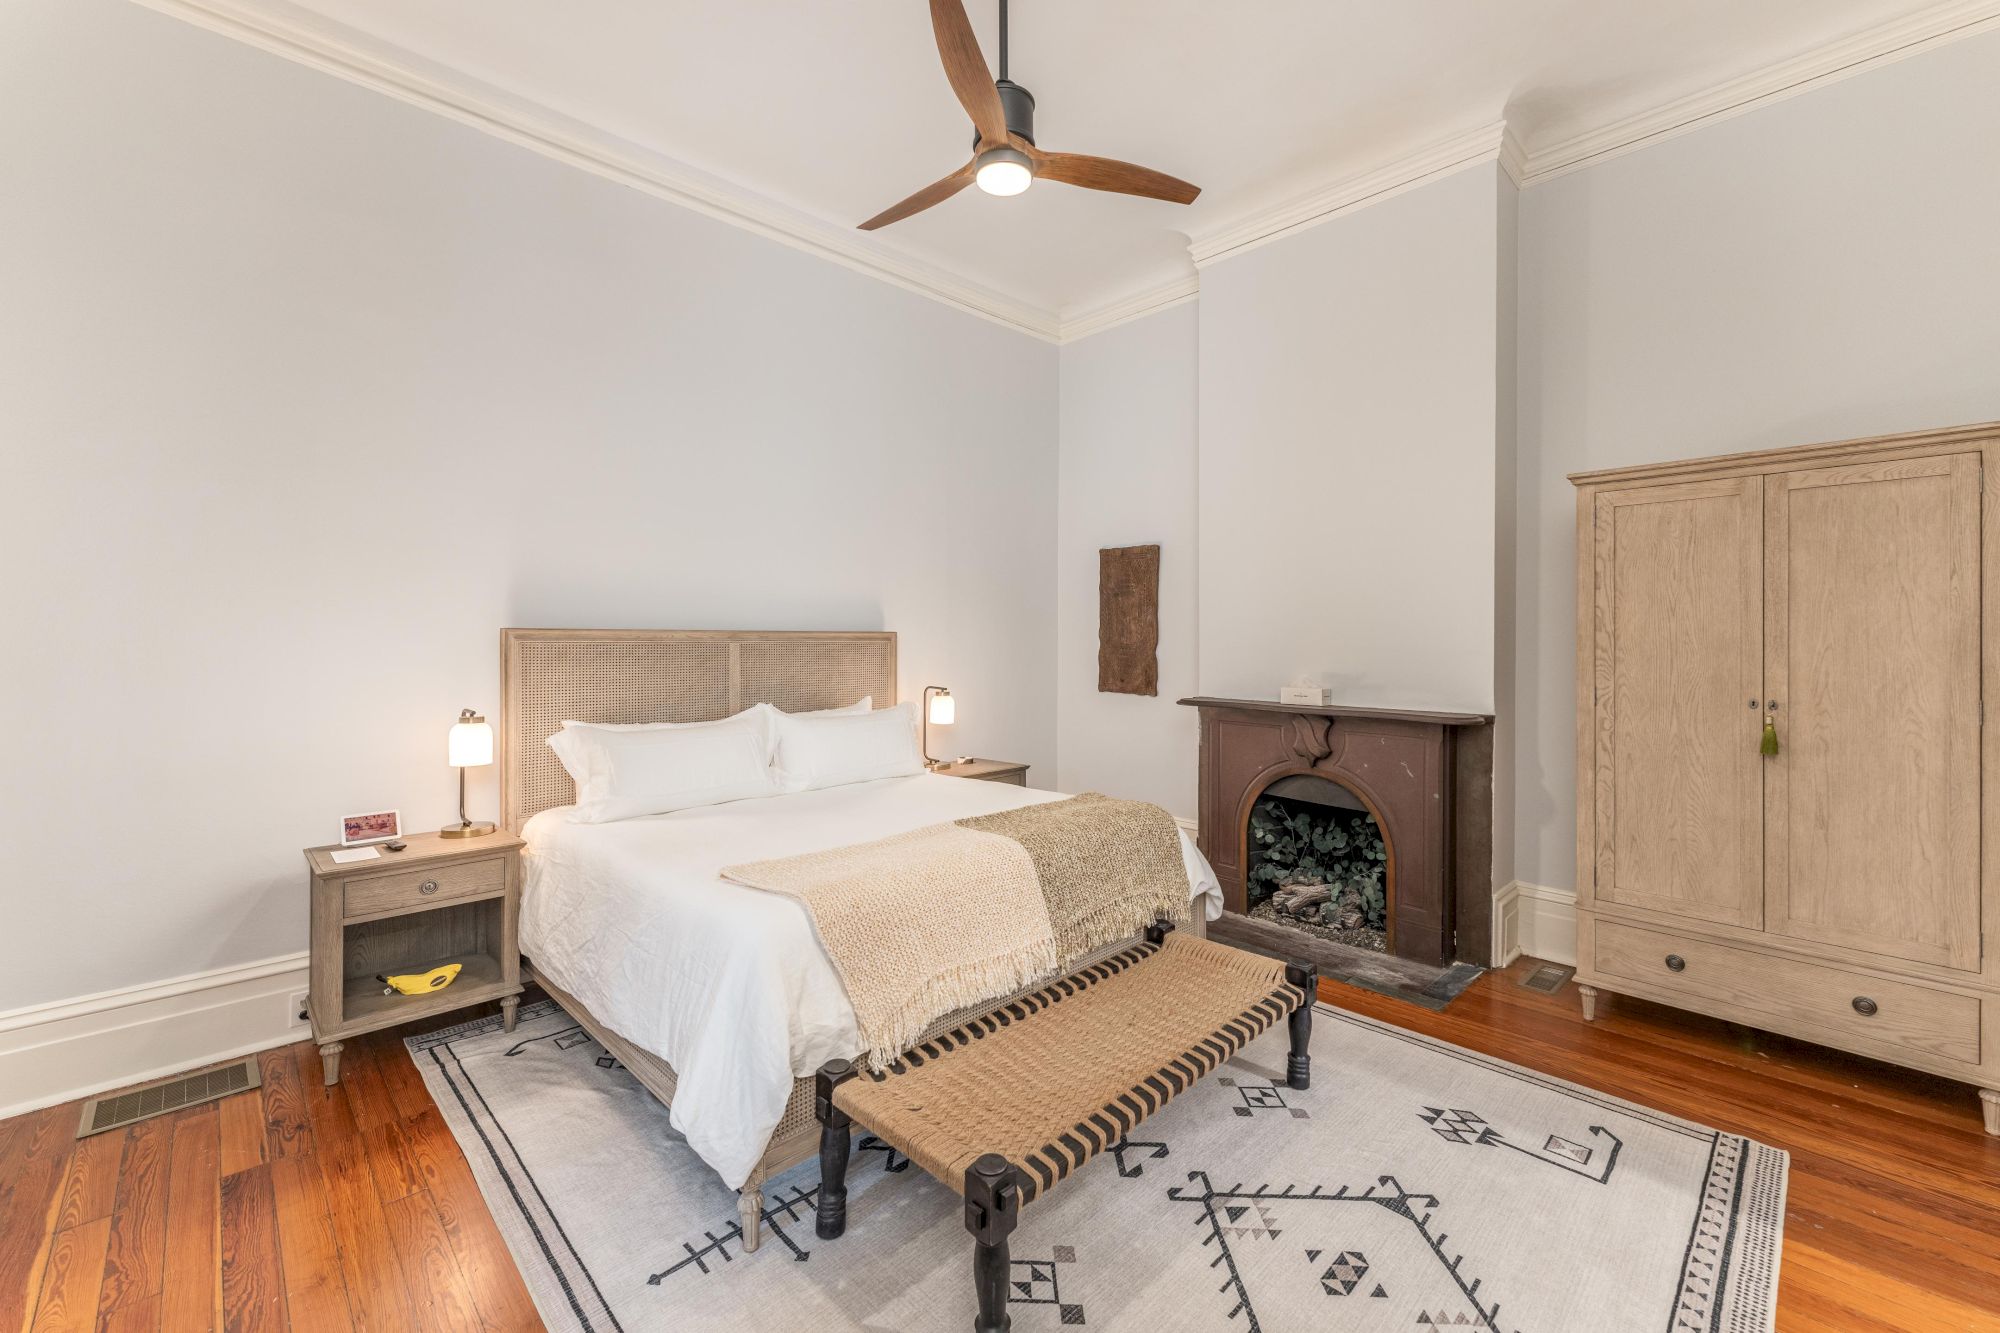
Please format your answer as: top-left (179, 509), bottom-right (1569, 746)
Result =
top-left (519, 773), bottom-right (1220, 1190)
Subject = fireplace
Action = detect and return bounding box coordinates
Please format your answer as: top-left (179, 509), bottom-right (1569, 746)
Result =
top-left (1180, 697), bottom-right (1493, 967)
top-left (1247, 775), bottom-right (1390, 952)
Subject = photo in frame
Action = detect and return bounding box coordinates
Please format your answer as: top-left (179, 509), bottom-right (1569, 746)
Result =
top-left (341, 809), bottom-right (402, 846)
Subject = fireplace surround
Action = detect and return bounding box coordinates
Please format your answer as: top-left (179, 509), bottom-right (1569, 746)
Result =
top-left (1180, 697), bottom-right (1494, 966)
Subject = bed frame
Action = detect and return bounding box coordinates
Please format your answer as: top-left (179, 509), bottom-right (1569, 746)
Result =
top-left (499, 628), bottom-right (1201, 1252)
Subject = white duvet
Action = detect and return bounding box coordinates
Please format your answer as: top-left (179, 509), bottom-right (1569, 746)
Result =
top-left (520, 773), bottom-right (1220, 1189)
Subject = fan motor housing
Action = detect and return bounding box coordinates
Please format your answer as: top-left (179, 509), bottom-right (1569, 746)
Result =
top-left (973, 79), bottom-right (1036, 148)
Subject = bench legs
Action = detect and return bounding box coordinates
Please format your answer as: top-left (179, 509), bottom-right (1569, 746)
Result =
top-left (965, 1154), bottom-right (1021, 1333)
top-left (1285, 961), bottom-right (1316, 1091)
top-left (814, 1059), bottom-right (855, 1240)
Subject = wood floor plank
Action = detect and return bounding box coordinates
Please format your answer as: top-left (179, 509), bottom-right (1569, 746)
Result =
top-left (369, 1036), bottom-right (435, 1124)
top-left (257, 1048), bottom-right (312, 1162)
top-left (267, 1155), bottom-right (354, 1333)
top-left (396, 1109), bottom-right (540, 1333)
top-left (0, 1105), bottom-right (75, 1333)
top-left (218, 1090), bottom-right (267, 1181)
top-left (26, 1214), bottom-right (110, 1333)
top-left (95, 1112), bottom-right (173, 1319)
top-left (94, 1294), bottom-right (161, 1333)
top-left (382, 1192), bottom-right (483, 1333)
top-left (220, 1164), bottom-right (287, 1332)
top-left (359, 1121), bottom-right (418, 1206)
top-left (294, 1047), bottom-right (415, 1333)
top-left (336, 1045), bottom-right (399, 1137)
top-left (51, 1128), bottom-right (124, 1234)
top-left (160, 1105), bottom-right (221, 1333)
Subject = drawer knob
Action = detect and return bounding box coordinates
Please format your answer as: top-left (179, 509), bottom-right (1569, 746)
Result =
top-left (1852, 996), bottom-right (1878, 1017)
top-left (1664, 954), bottom-right (1686, 972)
top-left (418, 879), bottom-right (440, 896)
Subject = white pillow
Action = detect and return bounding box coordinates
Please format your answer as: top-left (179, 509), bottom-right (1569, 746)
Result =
top-left (546, 706), bottom-right (772, 794)
top-left (547, 709), bottom-right (780, 823)
top-left (769, 701), bottom-right (924, 792)
top-left (771, 696), bottom-right (872, 717)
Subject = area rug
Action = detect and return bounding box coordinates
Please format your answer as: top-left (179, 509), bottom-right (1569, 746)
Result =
top-left (408, 999), bottom-right (1786, 1332)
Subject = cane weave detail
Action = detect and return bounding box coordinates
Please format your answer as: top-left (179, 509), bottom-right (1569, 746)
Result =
top-left (832, 933), bottom-right (1305, 1206)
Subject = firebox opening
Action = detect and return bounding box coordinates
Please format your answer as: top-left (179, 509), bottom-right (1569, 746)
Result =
top-left (1246, 775), bottom-right (1389, 953)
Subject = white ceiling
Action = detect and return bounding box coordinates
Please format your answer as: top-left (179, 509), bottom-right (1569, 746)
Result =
top-left (210, 0), bottom-right (1985, 325)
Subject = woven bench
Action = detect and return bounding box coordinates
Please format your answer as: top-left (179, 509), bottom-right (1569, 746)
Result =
top-left (813, 922), bottom-right (1315, 1332)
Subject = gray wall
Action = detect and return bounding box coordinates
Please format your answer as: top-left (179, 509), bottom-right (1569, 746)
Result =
top-left (1197, 166), bottom-right (1507, 714)
top-left (1054, 304), bottom-right (1200, 818)
top-left (0, 0), bottom-right (1058, 1011)
top-left (1511, 29), bottom-right (2000, 891)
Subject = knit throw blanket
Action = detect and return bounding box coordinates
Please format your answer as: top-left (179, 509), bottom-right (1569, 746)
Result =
top-left (721, 794), bottom-right (1189, 1071)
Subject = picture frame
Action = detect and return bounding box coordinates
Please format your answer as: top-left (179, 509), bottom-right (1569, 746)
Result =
top-left (340, 809), bottom-right (402, 846)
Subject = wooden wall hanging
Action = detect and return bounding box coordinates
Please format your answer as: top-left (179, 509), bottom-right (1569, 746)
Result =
top-left (1098, 545), bottom-right (1160, 696)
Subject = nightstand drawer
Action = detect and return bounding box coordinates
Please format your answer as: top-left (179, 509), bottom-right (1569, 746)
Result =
top-left (343, 857), bottom-right (506, 919)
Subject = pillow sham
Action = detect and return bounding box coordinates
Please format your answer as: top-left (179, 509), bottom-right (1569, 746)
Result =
top-left (546, 705), bottom-right (777, 793)
top-left (769, 700), bottom-right (924, 792)
top-left (771, 696), bottom-right (872, 717)
top-left (547, 708), bottom-right (780, 823)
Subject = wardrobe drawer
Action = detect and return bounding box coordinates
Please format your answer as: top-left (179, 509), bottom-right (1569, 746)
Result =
top-left (342, 857), bottom-right (506, 919)
top-left (1592, 920), bottom-right (1981, 1066)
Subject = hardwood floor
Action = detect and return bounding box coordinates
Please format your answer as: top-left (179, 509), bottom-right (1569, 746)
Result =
top-left (3, 962), bottom-right (1997, 1331)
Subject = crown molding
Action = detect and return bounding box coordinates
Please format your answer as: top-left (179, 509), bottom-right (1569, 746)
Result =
top-left (1187, 123), bottom-right (1511, 268)
top-left (130, 0), bottom-right (2000, 341)
top-left (1497, 123), bottom-right (1529, 187)
top-left (1518, 0), bottom-right (2000, 183)
top-left (131, 0), bottom-right (1064, 342)
top-left (1058, 271), bottom-right (1200, 343)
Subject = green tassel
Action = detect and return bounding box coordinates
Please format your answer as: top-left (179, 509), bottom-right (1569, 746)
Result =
top-left (1760, 717), bottom-right (1779, 756)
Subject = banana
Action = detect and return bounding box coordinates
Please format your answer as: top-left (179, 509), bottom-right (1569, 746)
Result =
top-left (378, 962), bottom-right (462, 996)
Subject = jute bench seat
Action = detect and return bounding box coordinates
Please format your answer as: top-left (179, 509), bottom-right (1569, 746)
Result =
top-left (813, 922), bottom-right (1315, 1332)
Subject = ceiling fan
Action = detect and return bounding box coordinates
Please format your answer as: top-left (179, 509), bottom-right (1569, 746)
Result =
top-left (858, 0), bottom-right (1202, 230)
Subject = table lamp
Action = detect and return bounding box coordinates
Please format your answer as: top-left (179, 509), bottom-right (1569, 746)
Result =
top-left (923, 685), bottom-right (969, 769)
top-left (442, 708), bottom-right (497, 837)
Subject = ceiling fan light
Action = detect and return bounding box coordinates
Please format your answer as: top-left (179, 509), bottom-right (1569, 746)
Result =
top-left (974, 146), bottom-right (1033, 196)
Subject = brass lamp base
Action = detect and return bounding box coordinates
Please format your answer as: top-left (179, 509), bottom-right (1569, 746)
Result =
top-left (439, 821), bottom-right (496, 838)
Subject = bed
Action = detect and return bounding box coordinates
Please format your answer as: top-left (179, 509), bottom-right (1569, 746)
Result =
top-left (499, 629), bottom-right (1220, 1249)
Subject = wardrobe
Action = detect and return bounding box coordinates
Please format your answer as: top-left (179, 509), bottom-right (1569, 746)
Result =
top-left (1572, 421), bottom-right (1999, 1134)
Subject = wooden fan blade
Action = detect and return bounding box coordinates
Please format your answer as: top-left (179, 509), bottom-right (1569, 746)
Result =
top-left (1035, 152), bottom-right (1201, 205)
top-left (858, 162), bottom-right (976, 230)
top-left (930, 0), bottom-right (1008, 148)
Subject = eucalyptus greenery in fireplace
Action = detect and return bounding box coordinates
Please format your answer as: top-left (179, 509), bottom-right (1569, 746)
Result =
top-left (1248, 794), bottom-right (1388, 945)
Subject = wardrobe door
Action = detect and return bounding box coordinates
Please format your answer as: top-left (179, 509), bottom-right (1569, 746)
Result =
top-left (1590, 478), bottom-right (1764, 928)
top-left (1764, 455), bottom-right (1982, 971)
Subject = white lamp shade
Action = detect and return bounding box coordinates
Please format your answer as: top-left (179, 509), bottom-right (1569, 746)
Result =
top-left (928, 692), bottom-right (956, 725)
top-left (448, 717), bottom-right (495, 768)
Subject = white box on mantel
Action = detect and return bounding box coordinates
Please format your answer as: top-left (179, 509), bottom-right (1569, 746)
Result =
top-left (1278, 685), bottom-right (1332, 707)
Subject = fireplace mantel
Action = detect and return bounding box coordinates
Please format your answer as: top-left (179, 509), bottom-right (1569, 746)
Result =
top-left (1178, 696), bottom-right (1494, 966)
top-left (1176, 697), bottom-right (1492, 726)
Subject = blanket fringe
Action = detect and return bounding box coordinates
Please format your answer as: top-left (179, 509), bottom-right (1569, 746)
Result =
top-left (860, 940), bottom-right (1060, 1073)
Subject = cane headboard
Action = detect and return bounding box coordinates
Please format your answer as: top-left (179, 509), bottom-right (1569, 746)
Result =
top-left (499, 629), bottom-right (898, 831)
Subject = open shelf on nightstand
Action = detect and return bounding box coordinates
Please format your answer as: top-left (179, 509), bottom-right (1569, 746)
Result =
top-left (337, 895), bottom-right (513, 1033)
top-left (342, 951), bottom-right (508, 1026)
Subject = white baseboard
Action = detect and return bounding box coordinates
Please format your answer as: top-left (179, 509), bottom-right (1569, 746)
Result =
top-left (0, 952), bottom-right (310, 1121)
top-left (1493, 881), bottom-right (1578, 968)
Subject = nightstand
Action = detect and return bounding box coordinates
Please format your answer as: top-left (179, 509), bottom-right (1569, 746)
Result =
top-left (932, 758), bottom-right (1030, 786)
top-left (304, 830), bottom-right (524, 1085)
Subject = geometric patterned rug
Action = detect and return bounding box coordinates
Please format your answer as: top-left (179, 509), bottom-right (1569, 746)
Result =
top-left (409, 999), bottom-right (1786, 1331)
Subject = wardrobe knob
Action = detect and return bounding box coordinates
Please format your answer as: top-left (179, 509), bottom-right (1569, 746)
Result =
top-left (1852, 996), bottom-right (1878, 1017)
top-left (419, 879), bottom-right (440, 896)
top-left (1664, 954), bottom-right (1686, 972)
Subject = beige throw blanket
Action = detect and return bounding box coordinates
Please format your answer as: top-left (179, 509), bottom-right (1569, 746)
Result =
top-left (721, 793), bottom-right (1189, 1070)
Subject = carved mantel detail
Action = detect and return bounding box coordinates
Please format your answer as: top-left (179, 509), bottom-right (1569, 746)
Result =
top-left (1179, 697), bottom-right (1495, 967)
